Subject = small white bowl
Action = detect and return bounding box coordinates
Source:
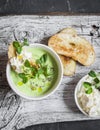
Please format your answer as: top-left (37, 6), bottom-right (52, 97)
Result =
top-left (6, 44), bottom-right (63, 100)
top-left (74, 75), bottom-right (89, 116)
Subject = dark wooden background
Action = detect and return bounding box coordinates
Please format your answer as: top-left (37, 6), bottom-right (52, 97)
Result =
top-left (0, 0), bottom-right (100, 15)
top-left (0, 0), bottom-right (100, 130)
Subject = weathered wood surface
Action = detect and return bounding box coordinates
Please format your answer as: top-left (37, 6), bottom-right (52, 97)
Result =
top-left (0, 15), bottom-right (100, 130)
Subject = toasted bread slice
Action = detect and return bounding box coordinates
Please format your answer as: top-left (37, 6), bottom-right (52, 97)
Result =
top-left (48, 33), bottom-right (95, 66)
top-left (59, 28), bottom-right (77, 75)
top-left (59, 55), bottom-right (76, 76)
top-left (8, 43), bottom-right (16, 59)
top-left (60, 27), bottom-right (77, 36)
top-left (49, 27), bottom-right (77, 75)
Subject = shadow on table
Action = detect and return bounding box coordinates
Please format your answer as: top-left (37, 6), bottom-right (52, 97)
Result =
top-left (0, 53), bottom-right (9, 88)
top-left (63, 74), bottom-right (83, 114)
top-left (40, 36), bottom-right (50, 45)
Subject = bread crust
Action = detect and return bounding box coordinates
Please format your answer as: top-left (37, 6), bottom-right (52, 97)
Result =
top-left (8, 43), bottom-right (16, 59)
top-left (48, 29), bottom-right (95, 66)
top-left (59, 55), bottom-right (76, 76)
top-left (60, 27), bottom-right (77, 36)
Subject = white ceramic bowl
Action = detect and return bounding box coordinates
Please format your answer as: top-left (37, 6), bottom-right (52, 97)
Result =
top-left (6, 44), bottom-right (63, 100)
top-left (74, 75), bottom-right (89, 116)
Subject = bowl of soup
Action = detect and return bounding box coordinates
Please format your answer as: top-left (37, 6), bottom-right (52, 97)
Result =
top-left (6, 43), bottom-right (63, 100)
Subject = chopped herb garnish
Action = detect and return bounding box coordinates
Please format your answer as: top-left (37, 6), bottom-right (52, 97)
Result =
top-left (36, 53), bottom-right (47, 66)
top-left (95, 82), bottom-right (100, 89)
top-left (83, 82), bottom-right (91, 88)
top-left (83, 70), bottom-right (100, 94)
top-left (30, 66), bottom-right (37, 74)
top-left (23, 38), bottom-right (29, 46)
top-left (13, 41), bottom-right (20, 48)
top-left (15, 52), bottom-right (54, 90)
top-left (37, 68), bottom-right (44, 75)
top-left (17, 46), bottom-right (22, 54)
top-left (41, 53), bottom-right (47, 63)
top-left (13, 41), bottom-right (22, 54)
top-left (94, 78), bottom-right (99, 83)
top-left (22, 76), bottom-right (28, 83)
top-left (95, 85), bottom-right (100, 89)
top-left (24, 60), bottom-right (30, 67)
top-left (83, 82), bottom-right (92, 94)
top-left (18, 73), bottom-right (28, 83)
top-left (36, 59), bottom-right (41, 65)
top-left (13, 38), bottom-right (29, 54)
top-left (88, 70), bottom-right (96, 77)
top-left (85, 88), bottom-right (93, 94)
top-left (18, 73), bottom-right (26, 78)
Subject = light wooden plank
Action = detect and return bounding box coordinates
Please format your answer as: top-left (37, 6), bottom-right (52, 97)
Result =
top-left (0, 15), bottom-right (100, 130)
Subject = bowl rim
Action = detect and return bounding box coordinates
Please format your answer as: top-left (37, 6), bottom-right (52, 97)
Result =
top-left (74, 74), bottom-right (89, 116)
top-left (6, 43), bottom-right (63, 100)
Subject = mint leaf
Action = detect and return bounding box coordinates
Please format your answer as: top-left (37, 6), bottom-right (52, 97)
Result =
top-left (36, 53), bottom-right (47, 67)
top-left (17, 46), bottom-right (22, 54)
top-left (13, 41), bottom-right (22, 54)
top-left (40, 53), bottom-right (47, 64)
top-left (13, 41), bottom-right (20, 48)
top-left (83, 82), bottom-right (91, 88)
top-left (85, 88), bottom-right (92, 94)
top-left (37, 68), bottom-right (44, 75)
top-left (24, 60), bottom-right (30, 67)
top-left (30, 67), bottom-right (37, 76)
top-left (95, 85), bottom-right (100, 89)
top-left (42, 53), bottom-right (47, 63)
top-left (13, 40), bottom-right (29, 54)
top-left (88, 70), bottom-right (96, 77)
top-left (22, 77), bottom-right (28, 83)
top-left (18, 73), bottom-right (26, 78)
top-left (43, 66), bottom-right (52, 76)
top-left (18, 73), bottom-right (28, 83)
top-left (36, 59), bottom-right (41, 65)
top-left (94, 78), bottom-right (99, 83)
top-left (95, 82), bottom-right (100, 89)
top-left (23, 38), bottom-right (29, 46)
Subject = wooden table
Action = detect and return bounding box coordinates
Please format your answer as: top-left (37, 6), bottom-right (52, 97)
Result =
top-left (0, 15), bottom-right (100, 130)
